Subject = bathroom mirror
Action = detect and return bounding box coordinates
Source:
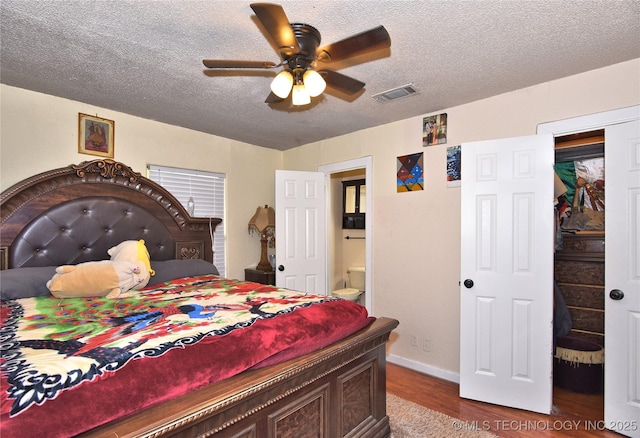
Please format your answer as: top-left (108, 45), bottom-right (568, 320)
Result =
top-left (343, 179), bottom-right (365, 229)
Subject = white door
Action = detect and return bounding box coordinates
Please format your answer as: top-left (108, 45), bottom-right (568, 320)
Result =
top-left (460, 134), bottom-right (555, 414)
top-left (604, 120), bottom-right (640, 438)
top-left (275, 170), bottom-right (326, 294)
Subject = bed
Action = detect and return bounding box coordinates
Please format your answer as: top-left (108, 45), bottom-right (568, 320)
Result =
top-left (0, 159), bottom-right (398, 437)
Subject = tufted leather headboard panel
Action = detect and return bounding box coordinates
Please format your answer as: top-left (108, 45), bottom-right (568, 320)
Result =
top-left (1, 159), bottom-right (221, 270)
top-left (11, 197), bottom-right (175, 268)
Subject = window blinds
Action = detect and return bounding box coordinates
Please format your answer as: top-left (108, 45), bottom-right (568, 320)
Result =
top-left (147, 165), bottom-right (225, 276)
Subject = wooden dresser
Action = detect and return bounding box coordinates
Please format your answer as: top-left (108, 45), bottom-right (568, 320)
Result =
top-left (554, 232), bottom-right (605, 347)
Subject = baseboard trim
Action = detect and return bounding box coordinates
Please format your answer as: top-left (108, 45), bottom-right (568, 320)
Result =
top-left (386, 354), bottom-right (460, 384)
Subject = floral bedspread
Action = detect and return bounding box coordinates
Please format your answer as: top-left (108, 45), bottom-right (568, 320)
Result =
top-left (0, 275), bottom-right (371, 437)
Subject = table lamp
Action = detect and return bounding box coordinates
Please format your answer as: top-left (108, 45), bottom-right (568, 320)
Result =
top-left (248, 205), bottom-right (275, 271)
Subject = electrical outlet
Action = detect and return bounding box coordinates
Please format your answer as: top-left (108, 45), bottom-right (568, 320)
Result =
top-left (410, 335), bottom-right (418, 347)
top-left (422, 338), bottom-right (431, 352)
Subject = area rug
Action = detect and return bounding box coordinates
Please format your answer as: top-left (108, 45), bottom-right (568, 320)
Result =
top-left (387, 393), bottom-right (497, 438)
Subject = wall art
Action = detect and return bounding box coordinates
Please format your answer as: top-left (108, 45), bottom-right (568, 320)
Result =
top-left (78, 113), bottom-right (114, 158)
top-left (446, 145), bottom-right (461, 187)
top-left (422, 113), bottom-right (447, 146)
top-left (397, 152), bottom-right (424, 192)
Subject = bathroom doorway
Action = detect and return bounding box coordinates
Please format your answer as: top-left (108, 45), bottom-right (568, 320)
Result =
top-left (330, 170), bottom-right (366, 302)
top-left (319, 156), bottom-right (373, 314)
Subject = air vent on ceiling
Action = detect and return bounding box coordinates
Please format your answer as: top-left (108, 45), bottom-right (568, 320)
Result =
top-left (371, 84), bottom-right (418, 103)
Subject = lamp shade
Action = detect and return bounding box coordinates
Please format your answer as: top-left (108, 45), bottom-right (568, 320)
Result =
top-left (248, 205), bottom-right (275, 234)
top-left (303, 69), bottom-right (326, 97)
top-left (292, 84), bottom-right (311, 106)
top-left (270, 71), bottom-right (294, 99)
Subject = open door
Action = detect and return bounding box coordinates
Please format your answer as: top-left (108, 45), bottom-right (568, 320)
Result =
top-left (460, 133), bottom-right (555, 414)
top-left (274, 170), bottom-right (326, 294)
top-left (604, 120), bottom-right (640, 438)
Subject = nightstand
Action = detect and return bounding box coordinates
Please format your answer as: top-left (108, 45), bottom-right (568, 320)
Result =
top-left (245, 268), bottom-right (275, 286)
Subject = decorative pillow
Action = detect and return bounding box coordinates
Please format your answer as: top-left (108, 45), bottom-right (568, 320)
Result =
top-left (108, 239), bottom-right (155, 288)
top-left (46, 260), bottom-right (150, 299)
top-left (148, 259), bottom-right (219, 286)
top-left (0, 266), bottom-right (57, 300)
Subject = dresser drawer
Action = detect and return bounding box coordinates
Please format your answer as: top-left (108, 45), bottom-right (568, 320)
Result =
top-left (556, 232), bottom-right (604, 262)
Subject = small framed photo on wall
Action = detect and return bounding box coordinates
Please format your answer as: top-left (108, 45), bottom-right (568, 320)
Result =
top-left (422, 113), bottom-right (447, 147)
top-left (78, 113), bottom-right (114, 158)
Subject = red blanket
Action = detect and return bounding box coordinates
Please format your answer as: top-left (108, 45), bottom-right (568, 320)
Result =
top-left (0, 275), bottom-right (372, 437)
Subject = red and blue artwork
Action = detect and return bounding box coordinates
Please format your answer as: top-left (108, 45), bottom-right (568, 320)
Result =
top-left (397, 152), bottom-right (424, 192)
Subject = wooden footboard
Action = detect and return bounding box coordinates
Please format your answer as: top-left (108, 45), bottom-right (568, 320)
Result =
top-left (82, 317), bottom-right (399, 438)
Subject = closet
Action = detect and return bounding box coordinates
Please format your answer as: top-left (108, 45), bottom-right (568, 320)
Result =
top-left (553, 129), bottom-right (605, 347)
top-left (459, 107), bottom-right (638, 427)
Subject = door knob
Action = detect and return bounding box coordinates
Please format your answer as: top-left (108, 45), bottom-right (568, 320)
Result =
top-left (463, 279), bottom-right (474, 289)
top-left (278, 265), bottom-right (285, 272)
top-left (609, 289), bottom-right (624, 300)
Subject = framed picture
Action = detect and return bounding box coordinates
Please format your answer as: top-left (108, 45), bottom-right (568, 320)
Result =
top-left (397, 152), bottom-right (424, 192)
top-left (422, 113), bottom-right (447, 147)
top-left (446, 145), bottom-right (461, 187)
top-left (78, 113), bottom-right (114, 158)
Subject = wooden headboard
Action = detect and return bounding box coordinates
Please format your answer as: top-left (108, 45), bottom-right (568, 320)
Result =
top-left (0, 159), bottom-right (221, 270)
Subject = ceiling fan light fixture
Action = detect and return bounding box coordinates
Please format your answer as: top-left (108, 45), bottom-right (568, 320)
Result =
top-left (303, 69), bottom-right (326, 97)
top-left (270, 70), bottom-right (294, 99)
top-left (292, 84), bottom-right (311, 106)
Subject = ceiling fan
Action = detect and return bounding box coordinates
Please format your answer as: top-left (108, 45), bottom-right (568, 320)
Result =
top-left (202, 3), bottom-right (391, 106)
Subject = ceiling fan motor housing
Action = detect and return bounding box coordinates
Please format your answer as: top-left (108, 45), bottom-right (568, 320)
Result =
top-left (288, 23), bottom-right (321, 70)
top-left (290, 23), bottom-right (321, 55)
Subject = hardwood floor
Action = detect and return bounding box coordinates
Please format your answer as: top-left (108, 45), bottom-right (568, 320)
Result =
top-left (386, 363), bottom-right (623, 438)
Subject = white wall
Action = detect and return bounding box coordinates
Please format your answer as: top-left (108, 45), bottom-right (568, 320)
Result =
top-left (283, 58), bottom-right (640, 378)
top-left (0, 85), bottom-right (282, 281)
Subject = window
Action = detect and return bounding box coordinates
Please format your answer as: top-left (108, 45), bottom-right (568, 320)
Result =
top-left (147, 165), bottom-right (226, 276)
top-left (343, 179), bottom-right (365, 229)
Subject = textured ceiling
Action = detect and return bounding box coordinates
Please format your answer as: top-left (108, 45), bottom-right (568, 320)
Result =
top-left (1, 1), bottom-right (639, 151)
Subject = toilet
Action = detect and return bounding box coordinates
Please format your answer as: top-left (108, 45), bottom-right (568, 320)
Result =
top-left (332, 267), bottom-right (365, 302)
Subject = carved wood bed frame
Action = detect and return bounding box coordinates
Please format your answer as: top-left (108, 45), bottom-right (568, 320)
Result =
top-left (0, 159), bottom-right (398, 437)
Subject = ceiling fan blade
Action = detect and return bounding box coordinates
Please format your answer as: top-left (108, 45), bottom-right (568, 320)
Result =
top-left (265, 91), bottom-right (285, 103)
top-left (250, 3), bottom-right (300, 58)
top-left (203, 60), bottom-right (277, 69)
top-left (319, 69), bottom-right (365, 95)
top-left (316, 25), bottom-right (390, 62)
